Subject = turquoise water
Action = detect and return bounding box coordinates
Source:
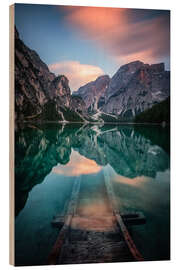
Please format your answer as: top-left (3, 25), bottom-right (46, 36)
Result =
top-left (15, 123), bottom-right (170, 266)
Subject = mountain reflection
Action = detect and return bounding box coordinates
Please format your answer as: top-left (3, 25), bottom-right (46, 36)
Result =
top-left (15, 123), bottom-right (170, 216)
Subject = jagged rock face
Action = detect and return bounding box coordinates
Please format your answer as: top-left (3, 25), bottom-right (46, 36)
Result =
top-left (73, 75), bottom-right (110, 111)
top-left (70, 96), bottom-right (87, 113)
top-left (102, 61), bottom-right (170, 118)
top-left (15, 27), bottom-right (55, 120)
top-left (15, 27), bottom-right (80, 122)
top-left (49, 75), bottom-right (71, 107)
top-left (105, 61), bottom-right (144, 101)
top-left (15, 26), bottom-right (170, 122)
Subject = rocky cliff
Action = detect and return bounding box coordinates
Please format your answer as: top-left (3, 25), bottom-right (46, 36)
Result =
top-left (75, 61), bottom-right (170, 121)
top-left (15, 27), bottom-right (88, 122)
top-left (15, 27), bottom-right (170, 123)
top-left (102, 61), bottom-right (170, 118)
top-left (73, 75), bottom-right (110, 112)
top-left (15, 27), bottom-right (52, 120)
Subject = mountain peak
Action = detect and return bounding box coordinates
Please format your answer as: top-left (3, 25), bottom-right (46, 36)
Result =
top-left (95, 74), bottom-right (110, 81)
top-left (102, 60), bottom-right (170, 118)
top-left (119, 61), bottom-right (165, 73)
top-left (74, 75), bottom-right (110, 111)
top-left (150, 63), bottom-right (165, 72)
top-left (118, 60), bottom-right (145, 73)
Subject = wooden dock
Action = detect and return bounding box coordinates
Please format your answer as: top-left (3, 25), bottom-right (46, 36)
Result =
top-left (48, 169), bottom-right (145, 265)
top-left (48, 176), bottom-right (81, 264)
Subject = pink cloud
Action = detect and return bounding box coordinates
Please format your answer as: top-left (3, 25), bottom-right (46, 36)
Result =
top-left (49, 60), bottom-right (104, 91)
top-left (64, 7), bottom-right (170, 66)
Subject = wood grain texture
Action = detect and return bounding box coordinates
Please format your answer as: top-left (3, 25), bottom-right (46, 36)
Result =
top-left (103, 168), bottom-right (144, 261)
top-left (47, 177), bottom-right (81, 264)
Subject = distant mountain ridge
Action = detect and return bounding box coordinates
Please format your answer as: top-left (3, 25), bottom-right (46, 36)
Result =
top-left (14, 27), bottom-right (170, 123)
top-left (75, 61), bottom-right (170, 120)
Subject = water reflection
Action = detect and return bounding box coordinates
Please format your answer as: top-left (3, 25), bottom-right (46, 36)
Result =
top-left (15, 123), bottom-right (170, 265)
top-left (72, 168), bottom-right (115, 232)
top-left (53, 151), bottom-right (102, 176)
top-left (110, 166), bottom-right (170, 260)
top-left (15, 123), bottom-right (170, 216)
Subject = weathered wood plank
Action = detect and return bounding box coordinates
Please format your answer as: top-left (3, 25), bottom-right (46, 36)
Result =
top-left (103, 169), bottom-right (144, 261)
top-left (48, 169), bottom-right (144, 264)
top-left (52, 212), bottom-right (146, 228)
top-left (122, 212), bottom-right (146, 226)
top-left (61, 229), bottom-right (134, 264)
top-left (47, 176), bottom-right (81, 264)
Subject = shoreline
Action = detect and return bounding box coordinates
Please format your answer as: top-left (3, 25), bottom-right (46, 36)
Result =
top-left (15, 120), bottom-right (170, 126)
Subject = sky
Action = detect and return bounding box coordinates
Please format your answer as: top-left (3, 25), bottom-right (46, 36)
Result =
top-left (15, 4), bottom-right (170, 92)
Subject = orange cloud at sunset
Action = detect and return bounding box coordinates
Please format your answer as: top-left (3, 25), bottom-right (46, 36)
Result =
top-left (49, 60), bottom-right (104, 91)
top-left (64, 7), bottom-right (170, 66)
top-left (52, 150), bottom-right (102, 176)
top-left (66, 7), bottom-right (126, 38)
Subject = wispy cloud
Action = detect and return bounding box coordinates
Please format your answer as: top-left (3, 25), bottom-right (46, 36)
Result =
top-left (63, 7), bottom-right (170, 67)
top-left (49, 60), bottom-right (104, 91)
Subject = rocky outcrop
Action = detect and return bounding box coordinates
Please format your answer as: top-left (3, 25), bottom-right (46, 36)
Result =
top-left (102, 61), bottom-right (170, 118)
top-left (70, 96), bottom-right (87, 114)
top-left (15, 27), bottom-right (54, 120)
top-left (15, 26), bottom-right (170, 122)
top-left (15, 27), bottom-right (89, 122)
top-left (73, 75), bottom-right (110, 111)
top-left (74, 61), bottom-right (170, 120)
top-left (49, 75), bottom-right (71, 107)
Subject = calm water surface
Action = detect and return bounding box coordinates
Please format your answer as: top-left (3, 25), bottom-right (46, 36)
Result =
top-left (15, 123), bottom-right (170, 266)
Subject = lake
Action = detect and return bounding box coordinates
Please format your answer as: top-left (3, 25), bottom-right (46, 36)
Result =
top-left (15, 123), bottom-right (170, 266)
